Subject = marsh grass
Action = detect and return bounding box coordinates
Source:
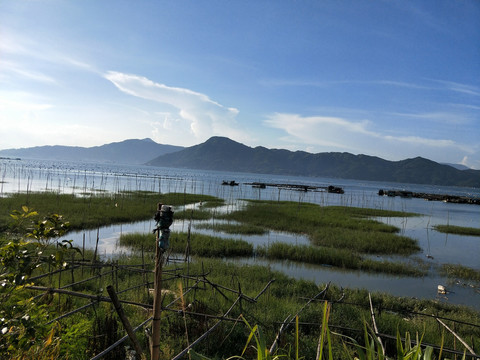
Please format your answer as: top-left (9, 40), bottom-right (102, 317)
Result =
top-left (434, 225), bottom-right (480, 237)
top-left (168, 259), bottom-right (480, 358)
top-left (120, 231), bottom-right (254, 257)
top-left (3, 237), bottom-right (479, 358)
top-left (0, 191), bottom-right (223, 231)
top-left (256, 242), bottom-right (425, 277)
top-left (220, 201), bottom-right (420, 255)
top-left (441, 264), bottom-right (480, 281)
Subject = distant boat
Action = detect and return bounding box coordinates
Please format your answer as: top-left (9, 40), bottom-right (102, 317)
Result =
top-left (327, 185), bottom-right (344, 194)
top-left (222, 180), bottom-right (238, 186)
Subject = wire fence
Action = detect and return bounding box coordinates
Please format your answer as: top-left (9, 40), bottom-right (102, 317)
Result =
top-left (23, 255), bottom-right (480, 360)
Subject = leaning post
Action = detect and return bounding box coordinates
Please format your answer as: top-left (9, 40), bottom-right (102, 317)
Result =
top-left (151, 203), bottom-right (174, 360)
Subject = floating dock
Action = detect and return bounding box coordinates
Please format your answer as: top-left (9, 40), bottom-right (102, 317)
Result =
top-left (245, 182), bottom-right (344, 194)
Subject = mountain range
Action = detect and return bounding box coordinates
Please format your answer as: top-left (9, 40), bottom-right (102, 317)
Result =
top-left (0, 138), bottom-right (182, 165)
top-left (146, 137), bottom-right (479, 187)
top-left (1, 136), bottom-right (478, 187)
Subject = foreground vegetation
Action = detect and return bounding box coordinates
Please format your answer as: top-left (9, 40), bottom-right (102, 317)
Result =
top-left (2, 238), bottom-right (479, 359)
top-left (1, 191), bottom-right (479, 358)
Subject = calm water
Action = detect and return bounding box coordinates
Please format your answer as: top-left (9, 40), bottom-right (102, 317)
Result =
top-left (1, 158), bottom-right (479, 309)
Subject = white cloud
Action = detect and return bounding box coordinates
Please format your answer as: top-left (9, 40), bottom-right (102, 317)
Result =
top-left (264, 113), bottom-right (475, 164)
top-left (103, 71), bottom-right (246, 145)
top-left (264, 113), bottom-right (378, 152)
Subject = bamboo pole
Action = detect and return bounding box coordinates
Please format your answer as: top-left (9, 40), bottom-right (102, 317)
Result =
top-left (436, 317), bottom-right (478, 358)
top-left (151, 228), bottom-right (164, 360)
top-left (90, 317), bottom-right (153, 360)
top-left (270, 282), bottom-right (330, 353)
top-left (107, 285), bottom-right (144, 360)
top-left (369, 292), bottom-right (385, 357)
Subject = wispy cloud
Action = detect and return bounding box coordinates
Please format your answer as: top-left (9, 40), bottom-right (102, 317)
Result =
top-left (259, 78), bottom-right (434, 90)
top-left (387, 111), bottom-right (472, 125)
top-left (264, 112), bottom-right (474, 164)
top-left (261, 77), bottom-right (480, 100)
top-left (1, 61), bottom-right (57, 84)
top-left (104, 71), bottom-right (247, 144)
top-left (0, 30), bottom-right (97, 75)
top-left (432, 79), bottom-right (480, 97)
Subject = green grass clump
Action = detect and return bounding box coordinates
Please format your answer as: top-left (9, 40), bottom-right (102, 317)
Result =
top-left (220, 200), bottom-right (420, 255)
top-left (441, 263), bottom-right (480, 281)
top-left (256, 242), bottom-right (425, 277)
top-left (0, 191), bottom-right (223, 231)
top-left (120, 231), bottom-right (254, 257)
top-left (434, 225), bottom-right (480, 237)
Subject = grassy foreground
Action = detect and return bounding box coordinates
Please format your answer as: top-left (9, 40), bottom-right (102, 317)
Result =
top-left (1, 192), bottom-right (479, 358)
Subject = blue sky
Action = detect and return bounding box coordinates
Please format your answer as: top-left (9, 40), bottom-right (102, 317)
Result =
top-left (1, 1), bottom-right (479, 169)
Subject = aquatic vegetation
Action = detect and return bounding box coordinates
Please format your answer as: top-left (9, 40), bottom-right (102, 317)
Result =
top-left (0, 191), bottom-right (223, 231)
top-left (220, 200), bottom-right (421, 255)
top-left (256, 242), bottom-right (425, 277)
top-left (434, 225), bottom-right (480, 237)
top-left (120, 231), bottom-right (254, 257)
top-left (441, 263), bottom-right (480, 281)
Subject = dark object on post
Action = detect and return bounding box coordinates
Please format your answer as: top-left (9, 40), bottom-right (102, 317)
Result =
top-left (153, 203), bottom-right (174, 250)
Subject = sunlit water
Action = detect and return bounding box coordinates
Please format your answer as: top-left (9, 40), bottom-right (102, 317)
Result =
top-left (1, 158), bottom-right (479, 309)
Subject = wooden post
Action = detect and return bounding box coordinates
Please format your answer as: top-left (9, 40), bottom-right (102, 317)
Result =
top-left (107, 285), bottom-right (143, 360)
top-left (151, 228), bottom-right (163, 360)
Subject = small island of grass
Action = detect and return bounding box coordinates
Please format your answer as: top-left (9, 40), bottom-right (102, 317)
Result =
top-left (433, 224), bottom-right (480, 237)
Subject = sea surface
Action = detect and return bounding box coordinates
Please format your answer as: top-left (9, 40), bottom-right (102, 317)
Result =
top-left (1, 158), bottom-right (479, 309)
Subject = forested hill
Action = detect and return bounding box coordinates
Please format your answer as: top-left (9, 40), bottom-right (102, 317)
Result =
top-left (0, 138), bottom-right (183, 165)
top-left (146, 136), bottom-right (480, 187)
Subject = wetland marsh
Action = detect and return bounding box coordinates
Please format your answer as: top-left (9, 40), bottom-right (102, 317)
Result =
top-left (1, 158), bottom-right (480, 309)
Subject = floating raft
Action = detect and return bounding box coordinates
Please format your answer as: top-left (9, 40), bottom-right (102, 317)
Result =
top-left (222, 180), bottom-right (239, 186)
top-left (378, 189), bottom-right (480, 205)
top-left (245, 182), bottom-right (344, 194)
